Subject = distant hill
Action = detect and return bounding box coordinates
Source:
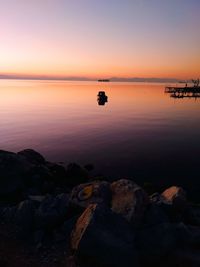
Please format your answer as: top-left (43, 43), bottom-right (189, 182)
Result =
top-left (0, 74), bottom-right (179, 83)
top-left (109, 77), bottom-right (179, 83)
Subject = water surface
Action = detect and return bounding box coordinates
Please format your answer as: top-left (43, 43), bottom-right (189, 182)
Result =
top-left (0, 80), bottom-right (200, 198)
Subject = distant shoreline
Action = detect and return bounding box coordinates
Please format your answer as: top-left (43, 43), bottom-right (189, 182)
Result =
top-left (0, 76), bottom-right (180, 83)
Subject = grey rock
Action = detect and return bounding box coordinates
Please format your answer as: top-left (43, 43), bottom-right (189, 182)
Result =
top-left (70, 180), bottom-right (111, 208)
top-left (0, 206), bottom-right (17, 223)
top-left (15, 199), bottom-right (35, 234)
top-left (111, 179), bottom-right (149, 225)
top-left (150, 192), bottom-right (164, 204)
top-left (17, 149), bottom-right (46, 165)
top-left (34, 229), bottom-right (45, 249)
top-left (161, 186), bottom-right (187, 212)
top-left (71, 203), bottom-right (139, 267)
top-left (0, 150), bottom-right (32, 201)
top-left (35, 194), bottom-right (69, 229)
top-left (28, 195), bottom-right (45, 203)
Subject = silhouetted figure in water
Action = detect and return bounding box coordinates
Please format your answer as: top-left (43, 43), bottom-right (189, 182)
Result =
top-left (97, 91), bottom-right (108, 105)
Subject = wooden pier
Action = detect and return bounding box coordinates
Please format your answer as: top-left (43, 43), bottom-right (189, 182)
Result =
top-left (165, 79), bottom-right (200, 99)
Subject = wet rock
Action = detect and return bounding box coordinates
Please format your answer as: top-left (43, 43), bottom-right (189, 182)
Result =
top-left (71, 203), bottom-right (138, 267)
top-left (111, 179), bottom-right (149, 225)
top-left (70, 181), bottom-right (111, 208)
top-left (161, 186), bottom-right (187, 212)
top-left (35, 194), bottom-right (69, 229)
top-left (17, 149), bottom-right (46, 165)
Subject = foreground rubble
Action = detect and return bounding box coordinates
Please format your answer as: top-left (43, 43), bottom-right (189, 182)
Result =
top-left (1, 149), bottom-right (200, 267)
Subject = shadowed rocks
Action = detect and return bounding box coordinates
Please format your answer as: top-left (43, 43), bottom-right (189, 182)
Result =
top-left (71, 203), bottom-right (139, 267)
top-left (0, 149), bottom-right (89, 203)
top-left (0, 150), bottom-right (32, 201)
top-left (161, 186), bottom-right (187, 213)
top-left (70, 181), bottom-right (111, 208)
top-left (17, 149), bottom-right (46, 165)
top-left (1, 149), bottom-right (200, 267)
top-left (111, 179), bottom-right (149, 225)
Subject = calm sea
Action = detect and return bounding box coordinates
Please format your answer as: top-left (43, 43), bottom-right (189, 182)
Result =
top-left (0, 80), bottom-right (200, 198)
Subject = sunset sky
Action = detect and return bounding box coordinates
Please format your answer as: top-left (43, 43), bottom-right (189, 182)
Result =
top-left (0, 0), bottom-right (200, 79)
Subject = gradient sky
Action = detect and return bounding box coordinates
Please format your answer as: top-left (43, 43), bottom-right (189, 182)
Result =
top-left (0, 0), bottom-right (200, 79)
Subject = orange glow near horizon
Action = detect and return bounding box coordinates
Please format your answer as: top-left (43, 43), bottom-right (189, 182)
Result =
top-left (0, 1), bottom-right (200, 80)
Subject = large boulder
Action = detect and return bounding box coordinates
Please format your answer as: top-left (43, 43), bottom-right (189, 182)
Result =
top-left (71, 203), bottom-right (139, 267)
top-left (0, 150), bottom-right (32, 201)
top-left (17, 149), bottom-right (46, 165)
top-left (70, 181), bottom-right (111, 208)
top-left (161, 186), bottom-right (187, 212)
top-left (53, 215), bottom-right (79, 243)
top-left (24, 165), bottom-right (54, 195)
top-left (0, 148), bottom-right (67, 195)
top-left (111, 179), bottom-right (149, 225)
top-left (151, 187), bottom-right (188, 222)
top-left (34, 194), bottom-right (69, 229)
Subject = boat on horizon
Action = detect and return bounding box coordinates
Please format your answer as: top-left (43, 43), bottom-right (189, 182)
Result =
top-left (98, 79), bottom-right (110, 82)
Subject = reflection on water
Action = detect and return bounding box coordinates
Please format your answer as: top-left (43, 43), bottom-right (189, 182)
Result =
top-left (165, 84), bottom-right (200, 99)
top-left (0, 80), bottom-right (200, 199)
top-left (170, 92), bottom-right (200, 99)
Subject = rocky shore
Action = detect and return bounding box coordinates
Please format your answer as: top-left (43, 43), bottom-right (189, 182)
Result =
top-left (0, 149), bottom-right (200, 267)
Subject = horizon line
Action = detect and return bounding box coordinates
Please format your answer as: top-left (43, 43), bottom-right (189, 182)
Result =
top-left (0, 74), bottom-right (193, 83)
